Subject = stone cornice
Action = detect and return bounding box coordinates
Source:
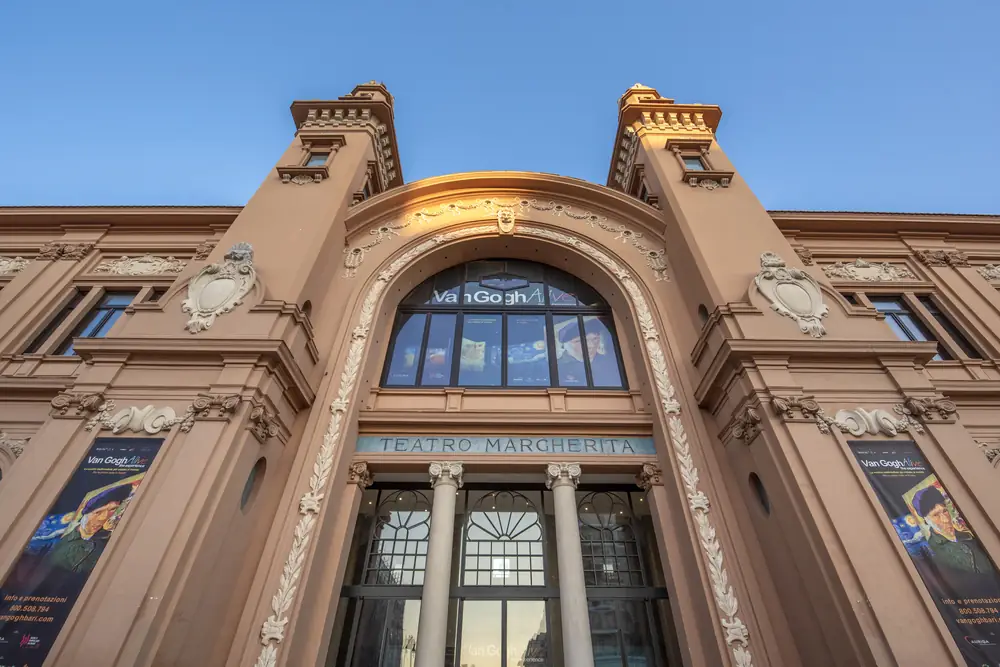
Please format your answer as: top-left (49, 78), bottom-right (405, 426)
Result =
top-left (770, 210), bottom-right (1000, 236)
top-left (0, 207), bottom-right (239, 234)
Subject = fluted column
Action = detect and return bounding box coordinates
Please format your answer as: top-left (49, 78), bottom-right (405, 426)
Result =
top-left (414, 461), bottom-right (463, 667)
top-left (546, 462), bottom-right (595, 667)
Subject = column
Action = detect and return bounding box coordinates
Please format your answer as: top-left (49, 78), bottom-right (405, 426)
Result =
top-left (415, 461), bottom-right (463, 667)
top-left (546, 462), bottom-right (595, 667)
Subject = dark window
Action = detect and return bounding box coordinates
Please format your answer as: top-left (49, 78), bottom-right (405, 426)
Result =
top-left (917, 296), bottom-right (982, 359)
top-left (362, 180), bottom-right (372, 200)
top-left (305, 152), bottom-right (329, 167)
top-left (870, 296), bottom-right (948, 361)
top-left (24, 291), bottom-right (84, 353)
top-left (637, 181), bottom-right (650, 203)
top-left (383, 260), bottom-right (627, 389)
top-left (841, 292), bottom-right (859, 305)
top-left (682, 156), bottom-right (705, 171)
top-left (56, 291), bottom-right (138, 356)
top-left (149, 287), bottom-right (168, 302)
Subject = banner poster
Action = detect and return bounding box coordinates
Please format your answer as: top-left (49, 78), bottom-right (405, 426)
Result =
top-left (850, 440), bottom-right (1000, 666)
top-left (0, 437), bottom-right (163, 667)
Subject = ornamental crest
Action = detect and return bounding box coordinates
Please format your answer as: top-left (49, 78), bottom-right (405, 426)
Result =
top-left (752, 252), bottom-right (828, 338)
top-left (181, 242), bottom-right (258, 333)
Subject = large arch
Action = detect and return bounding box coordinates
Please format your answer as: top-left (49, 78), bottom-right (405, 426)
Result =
top-left (250, 198), bottom-right (755, 667)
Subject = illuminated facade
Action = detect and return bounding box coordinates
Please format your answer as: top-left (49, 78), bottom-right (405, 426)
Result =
top-left (2, 82), bottom-right (1000, 667)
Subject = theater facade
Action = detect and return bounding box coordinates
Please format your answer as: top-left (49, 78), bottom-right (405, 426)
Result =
top-left (2, 82), bottom-right (1000, 667)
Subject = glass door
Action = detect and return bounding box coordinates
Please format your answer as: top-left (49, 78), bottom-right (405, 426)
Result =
top-left (457, 599), bottom-right (549, 667)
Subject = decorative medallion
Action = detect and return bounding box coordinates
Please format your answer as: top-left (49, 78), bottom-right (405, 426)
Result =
top-left (182, 242), bottom-right (258, 333)
top-left (94, 254), bottom-right (187, 276)
top-left (0, 256), bottom-right (29, 274)
top-left (253, 223), bottom-right (753, 667)
top-left (497, 209), bottom-right (515, 235)
top-left (822, 259), bottom-right (916, 282)
top-left (37, 242), bottom-right (94, 261)
top-left (752, 252), bottom-right (829, 338)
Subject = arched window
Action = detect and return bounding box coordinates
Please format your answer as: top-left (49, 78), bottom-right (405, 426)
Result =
top-left (462, 490), bottom-right (545, 586)
top-left (382, 259), bottom-right (627, 389)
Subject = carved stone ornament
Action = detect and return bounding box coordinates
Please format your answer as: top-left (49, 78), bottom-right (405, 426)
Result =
top-left (95, 254), bottom-right (187, 276)
top-left (895, 396), bottom-right (958, 423)
top-left (252, 223), bottom-right (754, 667)
top-left (429, 461), bottom-right (464, 487)
top-left (772, 396), bottom-right (923, 436)
top-left (545, 462), bottom-right (582, 489)
top-left (822, 258), bottom-right (916, 282)
top-left (193, 241), bottom-right (217, 261)
top-left (0, 256), bottom-right (29, 274)
top-left (635, 463), bottom-right (663, 491)
top-left (182, 242), bottom-right (257, 333)
top-left (86, 403), bottom-right (183, 435)
top-left (342, 222), bottom-right (409, 278)
top-left (0, 432), bottom-right (28, 459)
top-left (50, 392), bottom-right (106, 416)
top-left (731, 405), bottom-right (763, 445)
top-left (793, 247), bottom-right (814, 266)
top-left (177, 393), bottom-right (242, 431)
top-left (977, 264), bottom-right (1000, 281)
top-left (348, 462), bottom-right (374, 489)
top-left (752, 252), bottom-right (829, 338)
top-left (37, 242), bottom-right (94, 261)
top-left (497, 208), bottom-right (515, 235)
top-left (974, 440), bottom-right (1000, 467)
top-left (248, 405), bottom-right (280, 443)
top-left (915, 249), bottom-right (969, 267)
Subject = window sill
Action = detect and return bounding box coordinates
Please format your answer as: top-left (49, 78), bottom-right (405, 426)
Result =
top-left (683, 168), bottom-right (734, 189)
top-left (276, 165), bottom-right (329, 185)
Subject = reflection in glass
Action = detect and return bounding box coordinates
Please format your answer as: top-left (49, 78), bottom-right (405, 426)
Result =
top-left (386, 314), bottom-right (426, 385)
top-left (459, 314), bottom-right (502, 386)
top-left (578, 492), bottom-right (644, 587)
top-left (463, 491), bottom-right (544, 587)
top-left (553, 315), bottom-right (587, 386)
top-left (346, 599), bottom-right (421, 667)
top-left (507, 315), bottom-right (550, 386)
top-left (582, 316), bottom-right (623, 387)
top-left (366, 491), bottom-right (431, 586)
top-left (508, 601), bottom-right (548, 667)
top-left (588, 600), bottom-right (657, 667)
top-left (422, 314), bottom-right (456, 385)
top-left (620, 599), bottom-right (656, 666)
top-left (460, 600), bottom-right (502, 666)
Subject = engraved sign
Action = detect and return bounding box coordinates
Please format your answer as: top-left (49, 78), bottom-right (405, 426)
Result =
top-left (357, 435), bottom-right (655, 455)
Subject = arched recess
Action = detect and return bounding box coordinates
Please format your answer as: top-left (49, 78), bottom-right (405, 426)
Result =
top-left (252, 220), bottom-right (755, 667)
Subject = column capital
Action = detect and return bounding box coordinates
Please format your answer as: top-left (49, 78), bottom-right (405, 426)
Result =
top-left (636, 462), bottom-right (663, 491)
top-left (545, 462), bottom-right (582, 489)
top-left (429, 461), bottom-right (464, 488)
top-left (348, 461), bottom-right (374, 489)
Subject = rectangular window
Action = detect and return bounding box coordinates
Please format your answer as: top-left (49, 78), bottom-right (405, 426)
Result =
top-left (458, 314), bottom-right (502, 386)
top-left (682, 156), bottom-right (706, 171)
top-left (870, 296), bottom-right (948, 361)
top-left (385, 313), bottom-right (426, 385)
top-left (506, 314), bottom-right (550, 386)
top-left (917, 296), bottom-right (982, 359)
top-left (420, 314), bottom-right (456, 385)
top-left (583, 315), bottom-right (624, 387)
top-left (362, 180), bottom-right (372, 200)
top-left (24, 291), bottom-right (84, 353)
top-left (56, 291), bottom-right (139, 356)
top-left (554, 315), bottom-right (588, 386)
top-left (841, 292), bottom-right (859, 305)
top-left (305, 152), bottom-right (329, 167)
top-left (638, 182), bottom-right (650, 203)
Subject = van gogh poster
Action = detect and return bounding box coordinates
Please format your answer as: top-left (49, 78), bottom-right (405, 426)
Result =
top-left (0, 437), bottom-right (162, 667)
top-left (851, 440), bottom-right (1000, 666)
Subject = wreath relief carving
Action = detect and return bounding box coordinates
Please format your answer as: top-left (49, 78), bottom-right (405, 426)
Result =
top-left (253, 224), bottom-right (754, 667)
top-left (182, 242), bottom-right (258, 333)
top-left (752, 252), bottom-right (829, 338)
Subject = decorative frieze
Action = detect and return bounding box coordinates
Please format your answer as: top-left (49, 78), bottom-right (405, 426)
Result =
top-left (793, 247), bottom-right (814, 266)
top-left (752, 252), bottom-right (829, 338)
top-left (977, 264), bottom-right (1000, 281)
top-left (915, 249), bottom-right (969, 267)
top-left (182, 242), bottom-right (258, 333)
top-left (178, 393), bottom-right (242, 431)
top-left (94, 254), bottom-right (187, 276)
top-left (429, 461), bottom-right (464, 487)
top-left (248, 405), bottom-right (280, 443)
top-left (822, 258), bottom-right (916, 282)
top-left (611, 128), bottom-right (640, 191)
top-left (38, 242), bottom-right (94, 261)
top-left (86, 404), bottom-right (182, 435)
top-left (348, 461), bottom-right (374, 489)
top-left (895, 396), bottom-right (958, 422)
top-left (545, 462), bottom-right (582, 489)
top-left (635, 462), bottom-right (663, 490)
top-left (772, 396), bottom-right (923, 436)
top-left (731, 405), bottom-right (762, 445)
top-left (0, 256), bottom-right (29, 274)
top-left (193, 241), bottom-right (217, 261)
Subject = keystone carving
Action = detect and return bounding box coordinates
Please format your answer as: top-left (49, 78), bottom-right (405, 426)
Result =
top-left (752, 252), bottom-right (829, 338)
top-left (731, 405), bottom-right (763, 445)
top-left (50, 392), bottom-right (106, 416)
top-left (182, 242), bottom-right (258, 333)
top-left (87, 404), bottom-right (183, 435)
top-left (95, 254), bottom-right (187, 276)
top-left (545, 462), bottom-right (582, 489)
top-left (822, 258), bottom-right (916, 282)
top-left (429, 461), bottom-right (464, 487)
top-left (348, 461), bottom-right (374, 489)
top-left (635, 463), bottom-right (663, 491)
top-left (895, 396), bottom-right (958, 422)
top-left (192, 241), bottom-right (217, 261)
top-left (497, 209), bottom-right (515, 235)
top-left (0, 256), bottom-right (29, 274)
top-left (38, 243), bottom-right (94, 261)
top-left (793, 247), bottom-right (814, 266)
top-left (248, 404), bottom-right (280, 443)
top-left (915, 249), bottom-right (969, 267)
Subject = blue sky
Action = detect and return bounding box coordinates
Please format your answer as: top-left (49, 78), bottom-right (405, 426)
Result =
top-left (1, 0), bottom-right (997, 213)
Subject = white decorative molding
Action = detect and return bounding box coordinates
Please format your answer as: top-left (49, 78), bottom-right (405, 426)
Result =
top-left (182, 242), bottom-right (257, 333)
top-left (428, 461), bottom-right (464, 487)
top-left (343, 196), bottom-right (670, 281)
top-left (635, 462), bottom-right (663, 491)
top-left (752, 252), bottom-right (829, 338)
top-left (545, 462), bottom-right (582, 489)
top-left (822, 258), bottom-right (916, 282)
top-left (772, 396), bottom-right (923, 436)
top-left (978, 264), bottom-right (1000, 281)
top-left (94, 254), bottom-right (187, 276)
top-left (0, 256), bottom-right (29, 274)
top-left (86, 404), bottom-right (182, 435)
top-left (253, 223), bottom-right (753, 667)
